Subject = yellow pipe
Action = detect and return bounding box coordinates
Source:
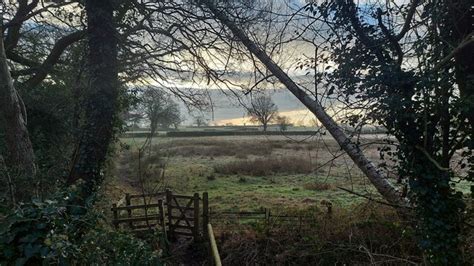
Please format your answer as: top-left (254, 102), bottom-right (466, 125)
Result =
top-left (207, 223), bottom-right (222, 266)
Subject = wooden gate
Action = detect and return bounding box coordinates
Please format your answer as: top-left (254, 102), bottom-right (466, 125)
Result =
top-left (111, 189), bottom-right (209, 241)
top-left (166, 189), bottom-right (209, 240)
top-left (111, 192), bottom-right (166, 234)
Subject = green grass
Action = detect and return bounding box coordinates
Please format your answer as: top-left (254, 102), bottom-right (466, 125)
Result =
top-left (118, 135), bottom-right (470, 210)
top-left (118, 135), bottom-right (389, 213)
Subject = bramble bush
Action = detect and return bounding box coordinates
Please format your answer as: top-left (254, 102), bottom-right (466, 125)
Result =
top-left (0, 188), bottom-right (162, 265)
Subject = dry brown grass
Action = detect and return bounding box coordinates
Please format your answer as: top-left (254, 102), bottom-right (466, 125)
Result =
top-left (303, 182), bottom-right (334, 191)
top-left (213, 156), bottom-right (316, 176)
top-left (216, 203), bottom-right (422, 265)
top-left (155, 139), bottom-right (273, 158)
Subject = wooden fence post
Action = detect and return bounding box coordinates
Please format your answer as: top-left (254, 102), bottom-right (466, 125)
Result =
top-left (158, 199), bottom-right (168, 246)
top-left (202, 192), bottom-right (209, 239)
top-left (112, 203), bottom-right (118, 229)
top-left (298, 215), bottom-right (302, 231)
top-left (265, 208), bottom-right (269, 225)
top-left (125, 193), bottom-right (133, 229)
top-left (165, 189), bottom-right (173, 240)
top-left (193, 192), bottom-right (200, 240)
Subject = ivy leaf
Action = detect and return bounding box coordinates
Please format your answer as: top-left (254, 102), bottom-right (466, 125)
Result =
top-left (328, 86), bottom-right (335, 95)
top-left (15, 258), bottom-right (27, 266)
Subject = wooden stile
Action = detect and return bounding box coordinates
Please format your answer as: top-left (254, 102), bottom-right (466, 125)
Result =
top-left (112, 190), bottom-right (212, 242)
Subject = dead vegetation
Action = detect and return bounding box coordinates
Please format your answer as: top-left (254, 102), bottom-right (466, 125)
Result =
top-left (150, 138), bottom-right (348, 159)
top-left (213, 156), bottom-right (317, 176)
top-left (153, 139), bottom-right (273, 158)
top-left (216, 203), bottom-right (421, 265)
top-left (303, 182), bottom-right (334, 191)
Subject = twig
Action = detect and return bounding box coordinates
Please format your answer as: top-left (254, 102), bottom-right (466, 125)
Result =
top-left (337, 186), bottom-right (412, 210)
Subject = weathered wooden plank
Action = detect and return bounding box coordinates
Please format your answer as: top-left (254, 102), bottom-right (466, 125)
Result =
top-left (193, 193), bottom-right (200, 239)
top-left (158, 199), bottom-right (167, 242)
top-left (173, 224), bottom-right (194, 230)
top-left (112, 203), bottom-right (118, 229)
top-left (128, 192), bottom-right (165, 199)
top-left (173, 231), bottom-right (195, 237)
top-left (168, 206), bottom-right (194, 211)
top-left (111, 203), bottom-right (162, 211)
top-left (132, 223), bottom-right (158, 229)
top-left (166, 189), bottom-right (174, 239)
top-left (172, 194), bottom-right (196, 200)
top-left (202, 192), bottom-right (209, 239)
top-left (125, 193), bottom-right (133, 229)
top-left (170, 215), bottom-right (194, 220)
top-left (113, 215), bottom-right (161, 223)
top-left (211, 211), bottom-right (266, 215)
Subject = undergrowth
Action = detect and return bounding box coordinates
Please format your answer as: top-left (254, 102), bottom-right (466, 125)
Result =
top-left (215, 203), bottom-right (422, 265)
top-left (0, 188), bottom-right (163, 265)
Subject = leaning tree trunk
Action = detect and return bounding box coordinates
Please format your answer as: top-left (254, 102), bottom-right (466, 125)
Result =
top-left (202, 0), bottom-right (406, 208)
top-left (67, 0), bottom-right (118, 199)
top-left (0, 32), bottom-right (36, 203)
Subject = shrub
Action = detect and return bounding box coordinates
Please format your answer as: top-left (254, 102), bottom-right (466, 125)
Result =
top-left (0, 190), bottom-right (162, 265)
top-left (78, 229), bottom-right (162, 265)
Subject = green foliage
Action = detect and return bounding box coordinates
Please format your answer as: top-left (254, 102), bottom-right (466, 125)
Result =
top-left (78, 229), bottom-right (162, 265)
top-left (302, 1), bottom-right (473, 263)
top-left (0, 189), bottom-right (162, 265)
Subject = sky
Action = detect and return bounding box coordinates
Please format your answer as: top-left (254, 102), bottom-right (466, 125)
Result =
top-left (178, 88), bottom-right (317, 126)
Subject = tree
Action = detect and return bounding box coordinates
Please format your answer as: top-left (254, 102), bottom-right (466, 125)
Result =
top-left (0, 30), bottom-right (36, 201)
top-left (247, 94), bottom-right (277, 131)
top-left (303, 1), bottom-right (471, 262)
top-left (1, 0), bottom-right (86, 202)
top-left (139, 87), bottom-right (182, 132)
top-left (275, 115), bottom-right (291, 131)
top-left (193, 114), bottom-right (209, 127)
top-left (202, 0), bottom-right (473, 263)
top-left (201, 0), bottom-right (405, 210)
top-left (67, 0), bottom-right (119, 200)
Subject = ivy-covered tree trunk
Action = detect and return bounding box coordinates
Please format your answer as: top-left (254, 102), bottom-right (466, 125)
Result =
top-left (448, 0), bottom-right (474, 187)
top-left (67, 0), bottom-right (118, 199)
top-left (0, 31), bottom-right (36, 202)
top-left (405, 151), bottom-right (464, 264)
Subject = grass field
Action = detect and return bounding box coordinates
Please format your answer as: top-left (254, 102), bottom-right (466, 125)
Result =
top-left (108, 134), bottom-right (473, 264)
top-left (117, 134), bottom-right (397, 212)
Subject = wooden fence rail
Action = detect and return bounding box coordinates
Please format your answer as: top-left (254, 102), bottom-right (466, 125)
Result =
top-left (112, 190), bottom-right (327, 264)
top-left (112, 192), bottom-right (323, 235)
